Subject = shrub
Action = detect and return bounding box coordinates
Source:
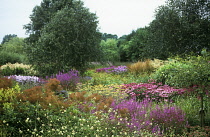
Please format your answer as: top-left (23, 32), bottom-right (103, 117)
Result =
top-left (0, 77), bottom-right (13, 90)
top-left (0, 84), bottom-right (20, 114)
top-left (0, 51), bottom-right (25, 65)
top-left (16, 86), bottom-right (71, 110)
top-left (152, 60), bottom-right (193, 86)
top-left (1, 63), bottom-right (37, 76)
top-left (44, 78), bottom-right (63, 92)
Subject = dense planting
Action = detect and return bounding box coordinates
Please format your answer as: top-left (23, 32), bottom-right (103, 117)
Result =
top-left (0, 57), bottom-right (210, 136)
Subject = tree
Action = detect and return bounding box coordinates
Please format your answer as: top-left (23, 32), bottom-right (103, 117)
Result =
top-left (1, 37), bottom-right (26, 54)
top-left (1, 34), bottom-right (17, 44)
top-left (126, 28), bottom-right (150, 61)
top-left (101, 33), bottom-right (118, 41)
top-left (118, 28), bottom-right (151, 62)
top-left (24, 0), bottom-right (75, 44)
top-left (148, 5), bottom-right (183, 59)
top-left (148, 0), bottom-right (210, 59)
top-left (100, 39), bottom-right (119, 63)
top-left (24, 0), bottom-right (102, 75)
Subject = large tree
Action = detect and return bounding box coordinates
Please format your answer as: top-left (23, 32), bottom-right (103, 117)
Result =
top-left (148, 0), bottom-right (210, 59)
top-left (24, 0), bottom-right (102, 75)
top-left (1, 34), bottom-right (17, 44)
top-left (100, 39), bottom-right (120, 63)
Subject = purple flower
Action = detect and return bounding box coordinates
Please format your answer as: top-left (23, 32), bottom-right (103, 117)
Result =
top-left (47, 70), bottom-right (80, 90)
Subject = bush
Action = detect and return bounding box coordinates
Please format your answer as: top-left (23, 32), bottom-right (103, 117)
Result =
top-left (0, 51), bottom-right (25, 65)
top-left (1, 63), bottom-right (37, 76)
top-left (152, 60), bottom-right (193, 87)
top-left (0, 77), bottom-right (13, 90)
top-left (0, 84), bottom-right (20, 114)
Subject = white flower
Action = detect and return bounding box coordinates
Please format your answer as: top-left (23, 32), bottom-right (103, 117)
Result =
top-left (19, 129), bottom-right (23, 134)
top-left (25, 118), bottom-right (29, 123)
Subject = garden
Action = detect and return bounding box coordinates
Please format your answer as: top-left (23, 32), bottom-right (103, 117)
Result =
top-left (0, 51), bottom-right (210, 137)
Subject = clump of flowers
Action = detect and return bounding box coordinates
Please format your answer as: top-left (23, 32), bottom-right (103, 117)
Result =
top-left (76, 83), bottom-right (128, 101)
top-left (1, 63), bottom-right (37, 76)
top-left (47, 70), bottom-right (80, 90)
top-left (149, 105), bottom-right (187, 134)
top-left (109, 98), bottom-right (187, 135)
top-left (96, 65), bottom-right (128, 74)
top-left (122, 80), bottom-right (186, 102)
top-left (6, 75), bottom-right (44, 85)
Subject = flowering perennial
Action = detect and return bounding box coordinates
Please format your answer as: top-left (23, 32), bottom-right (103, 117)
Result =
top-left (47, 70), bottom-right (80, 90)
top-left (7, 75), bottom-right (42, 84)
top-left (96, 66), bottom-right (127, 74)
top-left (122, 81), bottom-right (186, 102)
top-left (110, 99), bottom-right (187, 134)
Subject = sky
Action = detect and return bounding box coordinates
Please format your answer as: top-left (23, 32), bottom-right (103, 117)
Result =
top-left (0, 0), bottom-right (166, 42)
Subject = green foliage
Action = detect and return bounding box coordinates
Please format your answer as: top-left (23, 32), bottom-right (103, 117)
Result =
top-left (175, 95), bottom-right (210, 126)
top-left (152, 60), bottom-right (193, 87)
top-left (147, 0), bottom-right (210, 59)
top-left (0, 84), bottom-right (20, 114)
top-left (1, 67), bottom-right (25, 76)
top-left (1, 37), bottom-right (26, 54)
top-left (118, 28), bottom-right (150, 61)
top-left (0, 63), bottom-right (37, 76)
top-left (25, 0), bottom-right (102, 75)
top-left (0, 51), bottom-right (25, 65)
top-left (100, 39), bottom-right (120, 63)
top-left (153, 51), bottom-right (210, 88)
top-left (101, 33), bottom-right (118, 41)
top-left (126, 28), bottom-right (150, 61)
top-left (1, 34), bottom-right (17, 44)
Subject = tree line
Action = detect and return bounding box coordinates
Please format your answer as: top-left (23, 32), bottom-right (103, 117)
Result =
top-left (1, 0), bottom-right (209, 75)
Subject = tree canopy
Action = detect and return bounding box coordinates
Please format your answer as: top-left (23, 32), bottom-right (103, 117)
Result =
top-left (24, 0), bottom-right (102, 75)
top-left (118, 0), bottom-right (210, 61)
top-left (1, 34), bottom-right (17, 44)
top-left (148, 0), bottom-right (210, 59)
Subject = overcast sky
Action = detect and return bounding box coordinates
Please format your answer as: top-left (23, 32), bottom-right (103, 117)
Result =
top-left (0, 0), bottom-right (166, 42)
